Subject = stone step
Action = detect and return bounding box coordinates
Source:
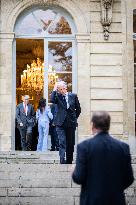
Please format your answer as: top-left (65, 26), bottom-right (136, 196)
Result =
top-left (0, 152), bottom-right (135, 205)
top-left (0, 196), bottom-right (79, 205)
top-left (0, 151), bottom-right (60, 164)
top-left (0, 151), bottom-right (76, 165)
top-left (0, 152), bottom-right (79, 205)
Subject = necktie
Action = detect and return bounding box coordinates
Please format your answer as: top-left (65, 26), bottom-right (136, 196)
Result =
top-left (24, 104), bottom-right (27, 114)
top-left (62, 95), bottom-right (67, 108)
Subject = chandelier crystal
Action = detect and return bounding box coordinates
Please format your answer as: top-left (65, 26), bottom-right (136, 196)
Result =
top-left (20, 58), bottom-right (58, 92)
top-left (21, 58), bottom-right (44, 92)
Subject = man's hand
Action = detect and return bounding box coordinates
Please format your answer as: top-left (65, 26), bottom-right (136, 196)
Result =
top-left (53, 82), bottom-right (58, 91)
top-left (20, 122), bottom-right (23, 127)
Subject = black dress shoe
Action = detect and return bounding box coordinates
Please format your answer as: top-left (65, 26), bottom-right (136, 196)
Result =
top-left (66, 161), bottom-right (72, 164)
top-left (50, 148), bottom-right (55, 151)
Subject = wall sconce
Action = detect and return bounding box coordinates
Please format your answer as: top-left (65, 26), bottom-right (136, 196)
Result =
top-left (101, 0), bottom-right (114, 40)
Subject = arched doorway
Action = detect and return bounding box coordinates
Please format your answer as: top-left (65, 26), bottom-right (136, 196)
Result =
top-left (14, 6), bottom-right (77, 150)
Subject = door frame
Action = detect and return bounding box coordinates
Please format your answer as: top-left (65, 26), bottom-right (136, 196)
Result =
top-left (12, 35), bottom-right (77, 150)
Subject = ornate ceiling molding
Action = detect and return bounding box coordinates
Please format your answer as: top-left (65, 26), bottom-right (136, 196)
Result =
top-left (101, 0), bottom-right (114, 40)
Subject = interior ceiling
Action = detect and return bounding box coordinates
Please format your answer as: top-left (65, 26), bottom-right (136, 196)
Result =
top-left (16, 39), bottom-right (44, 53)
top-left (16, 39), bottom-right (44, 71)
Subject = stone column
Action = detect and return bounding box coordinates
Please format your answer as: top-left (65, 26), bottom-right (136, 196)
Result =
top-left (0, 32), bottom-right (15, 151)
top-left (76, 33), bottom-right (91, 142)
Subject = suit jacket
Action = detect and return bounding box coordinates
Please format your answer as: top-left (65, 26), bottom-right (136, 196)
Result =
top-left (50, 91), bottom-right (81, 128)
top-left (16, 103), bottom-right (36, 128)
top-left (50, 104), bottom-right (58, 126)
top-left (72, 132), bottom-right (134, 205)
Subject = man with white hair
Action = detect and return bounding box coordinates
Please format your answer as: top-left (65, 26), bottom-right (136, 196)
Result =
top-left (51, 81), bottom-right (81, 164)
top-left (16, 95), bottom-right (35, 151)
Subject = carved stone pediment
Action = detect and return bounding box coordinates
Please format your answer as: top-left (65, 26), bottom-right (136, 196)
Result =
top-left (101, 0), bottom-right (114, 40)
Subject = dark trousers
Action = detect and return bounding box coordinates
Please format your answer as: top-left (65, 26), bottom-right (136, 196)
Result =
top-left (15, 127), bottom-right (21, 150)
top-left (19, 126), bottom-right (32, 151)
top-left (56, 126), bottom-right (75, 164)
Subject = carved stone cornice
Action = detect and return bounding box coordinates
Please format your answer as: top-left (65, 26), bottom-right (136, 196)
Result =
top-left (101, 0), bottom-right (113, 40)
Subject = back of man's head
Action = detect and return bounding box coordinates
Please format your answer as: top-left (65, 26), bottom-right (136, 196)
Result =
top-left (91, 111), bottom-right (111, 132)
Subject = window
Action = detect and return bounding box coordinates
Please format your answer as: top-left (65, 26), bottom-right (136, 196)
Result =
top-left (15, 7), bottom-right (76, 108)
top-left (15, 8), bottom-right (75, 36)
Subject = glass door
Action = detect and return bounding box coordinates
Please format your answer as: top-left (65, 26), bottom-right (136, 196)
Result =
top-left (16, 38), bottom-right (44, 110)
top-left (14, 6), bottom-right (77, 150)
top-left (16, 38), bottom-right (75, 106)
top-left (47, 40), bottom-right (73, 102)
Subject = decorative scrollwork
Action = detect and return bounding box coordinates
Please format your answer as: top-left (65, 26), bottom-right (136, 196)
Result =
top-left (102, 0), bottom-right (113, 9)
top-left (101, 0), bottom-right (113, 40)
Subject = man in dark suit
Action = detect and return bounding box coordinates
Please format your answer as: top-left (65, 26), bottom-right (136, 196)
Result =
top-left (72, 111), bottom-right (134, 205)
top-left (51, 81), bottom-right (81, 164)
top-left (16, 95), bottom-right (35, 151)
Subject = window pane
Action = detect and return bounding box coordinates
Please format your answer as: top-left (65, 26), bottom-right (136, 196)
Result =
top-left (48, 16), bottom-right (71, 34)
top-left (135, 64), bottom-right (136, 87)
top-left (15, 9), bottom-right (72, 35)
top-left (134, 40), bottom-right (136, 63)
top-left (48, 41), bottom-right (72, 102)
top-left (16, 39), bottom-right (44, 110)
top-left (48, 42), bottom-right (72, 72)
top-left (134, 10), bottom-right (136, 33)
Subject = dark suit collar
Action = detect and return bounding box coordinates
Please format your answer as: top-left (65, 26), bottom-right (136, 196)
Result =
top-left (19, 103), bottom-right (25, 114)
top-left (58, 92), bottom-right (73, 109)
top-left (58, 93), bottom-right (67, 109)
top-left (68, 92), bottom-right (72, 106)
top-left (94, 131), bottom-right (109, 138)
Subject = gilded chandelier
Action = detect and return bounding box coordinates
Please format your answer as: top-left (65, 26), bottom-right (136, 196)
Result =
top-left (21, 58), bottom-right (58, 92)
top-left (21, 58), bottom-right (44, 92)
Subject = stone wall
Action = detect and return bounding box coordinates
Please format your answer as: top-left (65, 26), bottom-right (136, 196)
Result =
top-left (0, 152), bottom-right (135, 205)
top-left (90, 0), bottom-right (124, 140)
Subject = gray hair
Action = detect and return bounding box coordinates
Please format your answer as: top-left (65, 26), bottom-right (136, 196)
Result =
top-left (24, 95), bottom-right (30, 100)
top-left (57, 81), bottom-right (67, 88)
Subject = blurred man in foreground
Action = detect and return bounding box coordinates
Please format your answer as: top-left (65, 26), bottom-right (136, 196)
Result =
top-left (72, 111), bottom-right (134, 205)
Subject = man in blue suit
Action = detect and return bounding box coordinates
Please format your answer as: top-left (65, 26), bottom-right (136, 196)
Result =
top-left (51, 81), bottom-right (81, 164)
top-left (72, 111), bottom-right (134, 205)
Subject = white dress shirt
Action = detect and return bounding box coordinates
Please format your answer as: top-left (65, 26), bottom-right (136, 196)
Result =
top-left (23, 102), bottom-right (28, 116)
top-left (64, 92), bottom-right (70, 109)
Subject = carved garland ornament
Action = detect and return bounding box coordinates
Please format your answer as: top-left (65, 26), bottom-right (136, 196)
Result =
top-left (101, 0), bottom-right (113, 40)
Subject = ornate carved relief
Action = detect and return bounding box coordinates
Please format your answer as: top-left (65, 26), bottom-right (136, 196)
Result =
top-left (101, 0), bottom-right (113, 40)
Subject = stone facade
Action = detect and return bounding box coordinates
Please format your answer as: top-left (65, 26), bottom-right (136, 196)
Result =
top-left (0, 0), bottom-right (136, 153)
